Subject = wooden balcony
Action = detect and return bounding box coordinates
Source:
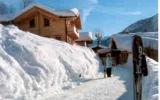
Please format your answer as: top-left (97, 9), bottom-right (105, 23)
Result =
top-left (67, 26), bottom-right (79, 39)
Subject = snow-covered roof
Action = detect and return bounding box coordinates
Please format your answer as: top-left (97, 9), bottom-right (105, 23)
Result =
top-left (110, 34), bottom-right (134, 52)
top-left (129, 32), bottom-right (158, 39)
top-left (76, 32), bottom-right (93, 41)
top-left (89, 44), bottom-right (107, 49)
top-left (142, 37), bottom-right (158, 50)
top-left (0, 3), bottom-right (79, 22)
top-left (97, 47), bottom-right (128, 54)
top-left (110, 32), bottom-right (158, 52)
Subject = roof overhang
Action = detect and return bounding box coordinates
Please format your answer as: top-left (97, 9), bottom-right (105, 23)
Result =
top-left (0, 3), bottom-right (81, 23)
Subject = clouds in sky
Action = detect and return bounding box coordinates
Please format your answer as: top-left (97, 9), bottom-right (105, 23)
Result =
top-left (78, 0), bottom-right (98, 24)
top-left (93, 5), bottom-right (142, 16)
top-left (82, 7), bottom-right (94, 24)
top-left (1, 0), bottom-right (143, 23)
top-left (123, 11), bottom-right (142, 15)
top-left (1, 0), bottom-right (99, 24)
top-left (36, 0), bottom-right (99, 24)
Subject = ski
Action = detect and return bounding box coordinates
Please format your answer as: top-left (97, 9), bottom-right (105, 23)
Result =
top-left (132, 35), bottom-right (148, 100)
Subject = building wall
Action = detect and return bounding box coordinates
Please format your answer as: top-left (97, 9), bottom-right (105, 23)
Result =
top-left (39, 12), bottom-right (66, 41)
top-left (13, 7), bottom-right (79, 43)
top-left (144, 47), bottom-right (158, 61)
top-left (76, 40), bottom-right (92, 46)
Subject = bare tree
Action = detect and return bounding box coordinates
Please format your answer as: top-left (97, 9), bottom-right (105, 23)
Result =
top-left (94, 28), bottom-right (104, 46)
top-left (21, 0), bottom-right (34, 8)
top-left (0, 2), bottom-right (8, 15)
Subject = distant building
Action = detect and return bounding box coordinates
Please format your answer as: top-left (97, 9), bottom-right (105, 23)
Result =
top-left (100, 35), bottom-right (132, 66)
top-left (98, 47), bottom-right (129, 66)
top-left (76, 32), bottom-right (92, 46)
top-left (0, 3), bottom-right (81, 44)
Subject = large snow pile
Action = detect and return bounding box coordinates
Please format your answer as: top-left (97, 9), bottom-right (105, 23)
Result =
top-left (0, 24), bottom-right (102, 100)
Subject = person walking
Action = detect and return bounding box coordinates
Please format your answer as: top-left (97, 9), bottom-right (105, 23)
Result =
top-left (104, 53), bottom-right (112, 77)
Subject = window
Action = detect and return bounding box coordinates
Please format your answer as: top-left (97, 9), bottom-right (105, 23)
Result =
top-left (29, 19), bottom-right (35, 28)
top-left (44, 18), bottom-right (50, 27)
top-left (54, 36), bottom-right (61, 40)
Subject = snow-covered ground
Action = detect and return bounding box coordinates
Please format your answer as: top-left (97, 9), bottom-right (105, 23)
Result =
top-left (42, 54), bottom-right (133, 100)
top-left (41, 56), bottom-right (158, 100)
top-left (0, 24), bottom-right (102, 100)
top-left (0, 24), bottom-right (158, 100)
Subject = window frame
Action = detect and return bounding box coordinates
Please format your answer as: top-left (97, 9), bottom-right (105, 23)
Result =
top-left (44, 18), bottom-right (50, 27)
top-left (29, 18), bottom-right (35, 28)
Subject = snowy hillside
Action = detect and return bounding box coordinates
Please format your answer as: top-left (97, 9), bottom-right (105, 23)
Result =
top-left (120, 14), bottom-right (158, 33)
top-left (0, 24), bottom-right (102, 100)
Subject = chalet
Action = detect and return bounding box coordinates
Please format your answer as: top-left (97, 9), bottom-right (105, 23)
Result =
top-left (98, 34), bottom-right (132, 66)
top-left (76, 32), bottom-right (93, 46)
top-left (98, 47), bottom-right (129, 66)
top-left (0, 3), bottom-right (81, 44)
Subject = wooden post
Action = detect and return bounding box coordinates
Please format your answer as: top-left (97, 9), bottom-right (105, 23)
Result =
top-left (132, 35), bottom-right (148, 100)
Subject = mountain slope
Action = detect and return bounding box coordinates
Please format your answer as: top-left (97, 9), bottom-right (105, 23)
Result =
top-left (120, 14), bottom-right (158, 33)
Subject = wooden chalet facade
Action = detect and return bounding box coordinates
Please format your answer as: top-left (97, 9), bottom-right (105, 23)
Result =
top-left (0, 4), bottom-right (81, 44)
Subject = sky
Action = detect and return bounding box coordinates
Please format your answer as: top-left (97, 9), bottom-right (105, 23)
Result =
top-left (1, 0), bottom-right (158, 36)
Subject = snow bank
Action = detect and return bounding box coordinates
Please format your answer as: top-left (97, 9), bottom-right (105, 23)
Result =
top-left (142, 58), bottom-right (158, 100)
top-left (112, 55), bottom-right (158, 100)
top-left (0, 24), bottom-right (102, 100)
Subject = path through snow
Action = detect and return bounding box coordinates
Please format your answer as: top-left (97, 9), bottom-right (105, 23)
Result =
top-left (41, 57), bottom-right (158, 100)
top-left (41, 77), bottom-right (126, 100)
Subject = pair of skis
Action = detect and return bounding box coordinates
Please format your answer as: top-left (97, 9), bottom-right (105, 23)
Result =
top-left (132, 35), bottom-right (148, 100)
